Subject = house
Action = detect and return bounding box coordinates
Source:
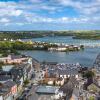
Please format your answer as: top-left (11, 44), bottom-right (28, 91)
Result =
top-left (94, 76), bottom-right (100, 87)
top-left (6, 55), bottom-right (29, 64)
top-left (32, 58), bottom-right (41, 70)
top-left (0, 75), bottom-right (12, 83)
top-left (0, 81), bottom-right (17, 100)
top-left (0, 86), bottom-right (12, 100)
top-left (54, 90), bottom-right (64, 100)
top-left (59, 77), bottom-right (79, 100)
top-left (87, 83), bottom-right (100, 93)
top-left (96, 95), bottom-right (100, 100)
top-left (70, 87), bottom-right (80, 100)
top-left (16, 81), bottom-right (23, 94)
top-left (40, 77), bottom-right (64, 86)
top-left (36, 86), bottom-right (59, 94)
top-left (40, 78), bottom-right (56, 85)
top-left (10, 67), bottom-right (24, 88)
top-left (42, 63), bottom-right (81, 86)
top-left (9, 63), bottom-right (33, 84)
top-left (48, 46), bottom-right (67, 51)
top-left (55, 78), bottom-right (64, 86)
top-left (0, 54), bottom-right (28, 64)
top-left (93, 69), bottom-right (100, 87)
top-left (0, 60), bottom-right (33, 89)
top-left (58, 68), bottom-right (79, 79)
top-left (4, 81), bottom-right (17, 97)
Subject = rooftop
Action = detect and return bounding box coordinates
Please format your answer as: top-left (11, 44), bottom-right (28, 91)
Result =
top-left (4, 81), bottom-right (16, 88)
top-left (0, 75), bottom-right (11, 82)
top-left (44, 63), bottom-right (81, 76)
top-left (2, 65), bottom-right (14, 71)
top-left (36, 86), bottom-right (59, 94)
top-left (8, 54), bottom-right (28, 60)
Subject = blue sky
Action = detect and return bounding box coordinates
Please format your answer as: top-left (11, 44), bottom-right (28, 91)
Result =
top-left (0, 0), bottom-right (100, 30)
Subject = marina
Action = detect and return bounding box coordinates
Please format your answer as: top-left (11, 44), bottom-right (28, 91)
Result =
top-left (23, 36), bottom-right (100, 47)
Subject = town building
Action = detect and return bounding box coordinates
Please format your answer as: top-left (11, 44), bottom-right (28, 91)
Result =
top-left (0, 54), bottom-right (29, 64)
top-left (0, 81), bottom-right (17, 100)
top-left (0, 54), bottom-right (34, 100)
top-left (42, 63), bottom-right (81, 80)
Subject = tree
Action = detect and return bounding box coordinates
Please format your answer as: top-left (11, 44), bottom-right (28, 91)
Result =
top-left (0, 62), bottom-right (4, 69)
top-left (89, 96), bottom-right (95, 100)
top-left (83, 71), bottom-right (95, 78)
top-left (24, 79), bottom-right (29, 85)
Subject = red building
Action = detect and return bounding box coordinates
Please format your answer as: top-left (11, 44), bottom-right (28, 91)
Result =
top-left (4, 81), bottom-right (17, 96)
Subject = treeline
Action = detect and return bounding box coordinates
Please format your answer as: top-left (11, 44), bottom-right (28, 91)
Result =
top-left (0, 31), bottom-right (44, 40)
top-left (73, 30), bottom-right (100, 40)
top-left (0, 41), bottom-right (33, 50)
top-left (0, 31), bottom-right (77, 39)
top-left (0, 41), bottom-right (33, 57)
top-left (0, 41), bottom-right (57, 57)
top-left (0, 30), bottom-right (100, 40)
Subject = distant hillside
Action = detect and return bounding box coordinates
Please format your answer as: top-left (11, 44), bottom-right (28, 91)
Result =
top-left (0, 30), bottom-right (100, 40)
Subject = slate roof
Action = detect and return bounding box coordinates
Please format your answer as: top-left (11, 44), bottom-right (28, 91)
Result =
top-left (0, 87), bottom-right (10, 96)
top-left (36, 86), bottom-right (59, 94)
top-left (48, 65), bottom-right (79, 76)
top-left (59, 77), bottom-right (79, 99)
top-left (0, 75), bottom-right (11, 82)
top-left (0, 83), bottom-right (11, 96)
top-left (72, 88), bottom-right (80, 98)
top-left (42, 62), bottom-right (58, 65)
top-left (57, 68), bottom-right (78, 75)
top-left (10, 55), bottom-right (23, 59)
top-left (4, 81), bottom-right (16, 88)
top-left (0, 71), bottom-right (10, 75)
top-left (60, 81), bottom-right (74, 93)
top-left (10, 67), bottom-right (23, 81)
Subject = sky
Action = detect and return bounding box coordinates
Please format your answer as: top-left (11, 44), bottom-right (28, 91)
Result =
top-left (0, 0), bottom-right (100, 30)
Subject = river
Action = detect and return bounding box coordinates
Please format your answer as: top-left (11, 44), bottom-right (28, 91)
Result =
top-left (21, 36), bottom-right (100, 67)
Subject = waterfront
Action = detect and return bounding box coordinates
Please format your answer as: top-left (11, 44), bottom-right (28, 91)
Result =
top-left (23, 36), bottom-right (100, 47)
top-left (21, 36), bottom-right (100, 67)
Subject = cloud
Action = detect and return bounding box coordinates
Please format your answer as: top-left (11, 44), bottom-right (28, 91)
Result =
top-left (0, 9), bottom-right (23, 17)
top-left (51, 0), bottom-right (100, 15)
top-left (0, 0), bottom-right (99, 30)
top-left (40, 5), bottom-right (57, 11)
top-left (25, 13), bottom-right (98, 24)
top-left (0, 2), bottom-right (23, 17)
top-left (0, 18), bottom-right (10, 23)
top-left (29, 0), bottom-right (42, 3)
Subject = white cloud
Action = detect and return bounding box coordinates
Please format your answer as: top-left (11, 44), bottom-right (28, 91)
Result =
top-left (0, 0), bottom-right (99, 28)
top-left (0, 9), bottom-right (23, 17)
top-left (0, 18), bottom-right (10, 23)
top-left (51, 0), bottom-right (100, 15)
top-left (25, 14), bottom-right (90, 23)
top-left (24, 11), bottom-right (100, 24)
top-left (40, 5), bottom-right (57, 11)
top-left (0, 2), bottom-right (23, 17)
top-left (29, 0), bottom-right (42, 3)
